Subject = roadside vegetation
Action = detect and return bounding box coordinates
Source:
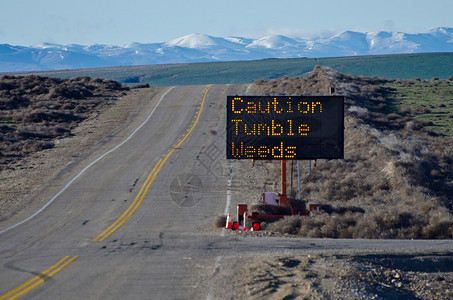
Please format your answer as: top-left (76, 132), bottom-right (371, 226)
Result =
top-left (0, 75), bottom-right (131, 170)
top-left (251, 66), bottom-right (453, 239)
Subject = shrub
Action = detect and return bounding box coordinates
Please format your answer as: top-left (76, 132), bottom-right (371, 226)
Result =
top-left (23, 110), bottom-right (80, 123)
top-left (130, 83), bottom-right (150, 89)
top-left (266, 216), bottom-right (303, 234)
top-left (422, 219), bottom-right (453, 239)
top-left (214, 215), bottom-right (227, 228)
top-left (27, 140), bottom-right (54, 152)
top-left (414, 106), bottom-right (431, 114)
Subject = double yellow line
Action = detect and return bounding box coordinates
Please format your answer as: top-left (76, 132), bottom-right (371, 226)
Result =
top-left (92, 85), bottom-right (212, 241)
top-left (1, 85), bottom-right (212, 299)
top-left (91, 158), bottom-right (164, 241)
top-left (0, 256), bottom-right (78, 300)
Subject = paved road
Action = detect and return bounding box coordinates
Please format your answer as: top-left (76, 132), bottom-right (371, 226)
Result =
top-left (1, 84), bottom-right (452, 299)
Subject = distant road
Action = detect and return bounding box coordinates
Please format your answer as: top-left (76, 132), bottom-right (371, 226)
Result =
top-left (1, 84), bottom-right (452, 299)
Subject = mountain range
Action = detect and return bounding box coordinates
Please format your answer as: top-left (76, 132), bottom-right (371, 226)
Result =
top-left (1, 27), bottom-right (452, 72)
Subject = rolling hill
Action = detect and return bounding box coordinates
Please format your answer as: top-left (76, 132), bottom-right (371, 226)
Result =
top-left (5, 52), bottom-right (453, 87)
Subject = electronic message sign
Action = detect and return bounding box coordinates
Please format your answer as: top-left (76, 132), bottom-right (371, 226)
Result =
top-left (226, 95), bottom-right (344, 160)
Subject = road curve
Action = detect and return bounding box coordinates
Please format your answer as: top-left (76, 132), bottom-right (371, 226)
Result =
top-left (1, 84), bottom-right (452, 299)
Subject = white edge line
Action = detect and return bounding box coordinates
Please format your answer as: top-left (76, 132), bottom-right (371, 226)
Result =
top-left (223, 163), bottom-right (233, 217)
top-left (208, 159), bottom-right (232, 299)
top-left (0, 86), bottom-right (175, 235)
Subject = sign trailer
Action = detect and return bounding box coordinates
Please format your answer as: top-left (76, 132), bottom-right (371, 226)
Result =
top-left (226, 95), bottom-right (344, 208)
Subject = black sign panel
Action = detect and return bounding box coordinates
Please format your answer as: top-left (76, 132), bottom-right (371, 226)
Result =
top-left (226, 95), bottom-right (344, 160)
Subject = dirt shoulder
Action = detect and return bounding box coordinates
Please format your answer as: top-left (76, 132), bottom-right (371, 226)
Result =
top-left (0, 85), bottom-right (163, 227)
top-left (213, 250), bottom-right (453, 299)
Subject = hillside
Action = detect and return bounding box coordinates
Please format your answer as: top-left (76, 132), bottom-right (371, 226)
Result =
top-left (7, 52), bottom-right (453, 87)
top-left (0, 75), bottom-right (132, 170)
top-left (245, 66), bottom-right (453, 239)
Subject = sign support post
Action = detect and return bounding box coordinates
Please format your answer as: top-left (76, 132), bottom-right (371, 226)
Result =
top-left (279, 160), bottom-right (289, 206)
top-left (297, 160), bottom-right (301, 201)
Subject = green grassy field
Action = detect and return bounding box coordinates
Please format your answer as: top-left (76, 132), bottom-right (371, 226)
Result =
top-left (7, 52), bottom-right (453, 87)
top-left (385, 78), bottom-right (453, 136)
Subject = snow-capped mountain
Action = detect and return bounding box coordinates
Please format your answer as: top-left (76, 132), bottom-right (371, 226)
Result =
top-left (246, 35), bottom-right (303, 49)
top-left (1, 28), bottom-right (452, 72)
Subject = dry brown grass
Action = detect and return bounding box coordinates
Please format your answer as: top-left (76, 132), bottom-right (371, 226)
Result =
top-left (250, 66), bottom-right (453, 239)
top-left (0, 75), bottom-right (130, 170)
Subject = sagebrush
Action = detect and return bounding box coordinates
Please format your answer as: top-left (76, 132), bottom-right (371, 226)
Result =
top-left (0, 75), bottom-right (129, 170)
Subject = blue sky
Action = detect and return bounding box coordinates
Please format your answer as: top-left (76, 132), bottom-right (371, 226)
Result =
top-left (1, 0), bottom-right (452, 46)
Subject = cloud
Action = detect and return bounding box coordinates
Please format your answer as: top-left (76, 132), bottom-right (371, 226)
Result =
top-left (231, 26), bottom-right (342, 40)
top-left (383, 20), bottom-right (395, 31)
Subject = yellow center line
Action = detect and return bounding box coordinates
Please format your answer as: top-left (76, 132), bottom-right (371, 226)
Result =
top-left (92, 85), bottom-right (213, 242)
top-left (92, 158), bottom-right (164, 241)
top-left (0, 256), bottom-right (78, 300)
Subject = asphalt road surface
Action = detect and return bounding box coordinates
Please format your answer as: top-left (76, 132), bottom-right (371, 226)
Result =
top-left (1, 85), bottom-right (452, 299)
